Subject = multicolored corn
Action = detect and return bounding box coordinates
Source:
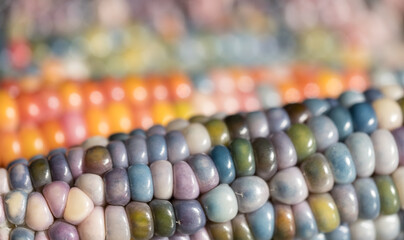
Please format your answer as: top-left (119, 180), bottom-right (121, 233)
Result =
top-left (1, 86), bottom-right (404, 240)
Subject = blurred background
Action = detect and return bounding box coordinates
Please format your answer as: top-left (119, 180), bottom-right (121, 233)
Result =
top-left (0, 0), bottom-right (404, 78)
